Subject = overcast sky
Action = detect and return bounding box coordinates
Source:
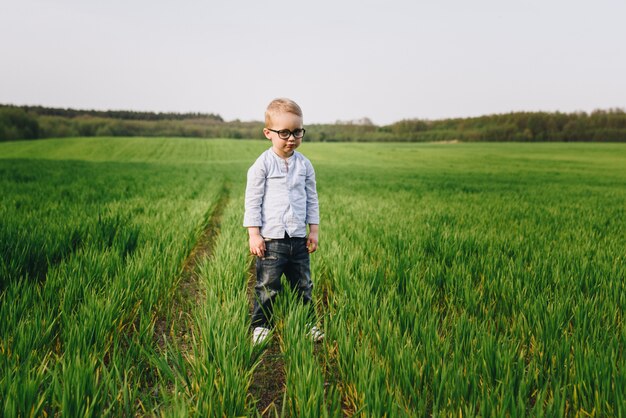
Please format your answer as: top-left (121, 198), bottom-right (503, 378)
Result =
top-left (1, 0), bottom-right (625, 125)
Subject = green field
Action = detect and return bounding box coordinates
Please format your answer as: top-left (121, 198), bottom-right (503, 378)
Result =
top-left (1, 138), bottom-right (625, 417)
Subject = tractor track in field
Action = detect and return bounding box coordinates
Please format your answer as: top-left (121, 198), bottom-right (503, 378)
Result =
top-left (152, 184), bottom-right (230, 379)
top-left (153, 181), bottom-right (331, 416)
top-left (247, 259), bottom-right (288, 416)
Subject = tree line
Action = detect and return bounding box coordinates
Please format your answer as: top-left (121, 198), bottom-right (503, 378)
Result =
top-left (1, 104), bottom-right (625, 142)
top-left (12, 105), bottom-right (224, 122)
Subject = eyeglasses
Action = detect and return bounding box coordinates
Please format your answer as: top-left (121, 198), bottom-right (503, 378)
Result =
top-left (267, 128), bottom-right (306, 140)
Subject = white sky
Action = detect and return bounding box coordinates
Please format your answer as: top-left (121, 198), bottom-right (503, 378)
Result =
top-left (1, 0), bottom-right (625, 125)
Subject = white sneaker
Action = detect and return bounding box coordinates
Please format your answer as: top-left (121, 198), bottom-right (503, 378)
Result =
top-left (252, 327), bottom-right (270, 345)
top-left (308, 325), bottom-right (324, 342)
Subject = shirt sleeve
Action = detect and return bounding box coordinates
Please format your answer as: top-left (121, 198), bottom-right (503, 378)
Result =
top-left (243, 160), bottom-right (265, 227)
top-left (305, 160), bottom-right (320, 225)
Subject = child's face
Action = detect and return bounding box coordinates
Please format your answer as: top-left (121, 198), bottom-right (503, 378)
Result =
top-left (263, 112), bottom-right (303, 159)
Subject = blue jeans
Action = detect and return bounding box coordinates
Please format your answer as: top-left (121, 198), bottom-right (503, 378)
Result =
top-left (251, 236), bottom-right (314, 328)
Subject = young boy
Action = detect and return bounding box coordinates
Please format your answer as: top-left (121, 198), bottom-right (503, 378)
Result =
top-left (243, 98), bottom-right (323, 345)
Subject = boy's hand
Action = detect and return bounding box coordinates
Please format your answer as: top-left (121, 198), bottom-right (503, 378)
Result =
top-left (248, 228), bottom-right (265, 258)
top-left (307, 231), bottom-right (319, 254)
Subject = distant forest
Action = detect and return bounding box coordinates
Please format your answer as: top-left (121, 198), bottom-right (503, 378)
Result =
top-left (1, 104), bottom-right (625, 142)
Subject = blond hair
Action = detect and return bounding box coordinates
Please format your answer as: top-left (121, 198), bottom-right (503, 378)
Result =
top-left (265, 98), bottom-right (303, 127)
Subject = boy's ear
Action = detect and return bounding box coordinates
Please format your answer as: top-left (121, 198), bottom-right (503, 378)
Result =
top-left (263, 128), bottom-right (272, 139)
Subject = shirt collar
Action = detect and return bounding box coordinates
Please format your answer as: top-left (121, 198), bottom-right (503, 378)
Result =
top-left (269, 147), bottom-right (296, 162)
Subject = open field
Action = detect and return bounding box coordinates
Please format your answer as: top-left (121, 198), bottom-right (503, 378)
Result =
top-left (1, 138), bottom-right (625, 416)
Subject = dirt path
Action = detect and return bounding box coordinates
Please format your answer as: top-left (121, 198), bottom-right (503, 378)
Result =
top-left (154, 185), bottom-right (230, 360)
top-left (149, 186), bottom-right (345, 415)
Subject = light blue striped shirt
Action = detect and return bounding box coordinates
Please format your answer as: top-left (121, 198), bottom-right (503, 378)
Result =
top-left (243, 148), bottom-right (319, 239)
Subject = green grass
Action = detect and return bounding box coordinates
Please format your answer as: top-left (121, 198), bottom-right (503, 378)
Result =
top-left (0, 140), bottom-right (235, 416)
top-left (1, 138), bottom-right (625, 416)
top-left (314, 142), bottom-right (625, 416)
